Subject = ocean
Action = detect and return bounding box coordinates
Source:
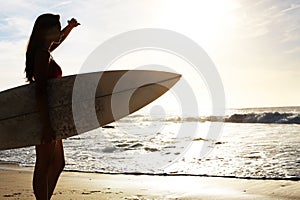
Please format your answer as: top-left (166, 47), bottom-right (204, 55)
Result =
top-left (0, 106), bottom-right (299, 180)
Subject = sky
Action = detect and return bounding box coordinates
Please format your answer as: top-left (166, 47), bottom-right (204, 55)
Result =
top-left (0, 0), bottom-right (299, 110)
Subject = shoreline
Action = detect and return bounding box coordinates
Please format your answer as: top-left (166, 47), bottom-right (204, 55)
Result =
top-left (0, 164), bottom-right (299, 199)
top-left (1, 162), bottom-right (299, 181)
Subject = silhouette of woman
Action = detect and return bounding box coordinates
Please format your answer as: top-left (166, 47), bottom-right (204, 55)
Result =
top-left (24, 13), bottom-right (80, 200)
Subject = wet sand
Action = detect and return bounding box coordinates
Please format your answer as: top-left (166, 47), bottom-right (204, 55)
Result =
top-left (0, 164), bottom-right (299, 200)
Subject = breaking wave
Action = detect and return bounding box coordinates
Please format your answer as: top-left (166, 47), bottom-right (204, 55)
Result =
top-left (224, 112), bottom-right (300, 124)
top-left (142, 112), bottom-right (300, 124)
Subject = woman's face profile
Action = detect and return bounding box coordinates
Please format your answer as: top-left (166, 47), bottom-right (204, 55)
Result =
top-left (45, 23), bottom-right (61, 44)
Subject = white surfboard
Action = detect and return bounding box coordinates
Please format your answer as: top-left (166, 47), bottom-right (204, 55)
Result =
top-left (0, 70), bottom-right (181, 150)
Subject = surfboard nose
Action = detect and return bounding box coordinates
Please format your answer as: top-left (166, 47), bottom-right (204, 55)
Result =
top-left (124, 70), bottom-right (181, 114)
top-left (94, 70), bottom-right (182, 126)
top-left (144, 70), bottom-right (182, 85)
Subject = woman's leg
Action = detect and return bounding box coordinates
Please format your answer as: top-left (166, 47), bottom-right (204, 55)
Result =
top-left (47, 139), bottom-right (65, 198)
top-left (33, 142), bottom-right (56, 200)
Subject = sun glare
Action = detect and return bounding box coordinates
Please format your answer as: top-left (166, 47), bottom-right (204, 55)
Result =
top-left (159, 0), bottom-right (239, 48)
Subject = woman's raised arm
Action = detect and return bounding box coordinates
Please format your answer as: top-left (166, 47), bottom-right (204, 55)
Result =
top-left (49, 18), bottom-right (80, 52)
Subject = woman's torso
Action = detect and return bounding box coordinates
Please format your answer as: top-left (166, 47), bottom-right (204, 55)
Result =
top-left (32, 48), bottom-right (62, 82)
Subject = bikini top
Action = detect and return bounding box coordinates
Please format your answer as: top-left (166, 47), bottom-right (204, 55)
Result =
top-left (48, 54), bottom-right (62, 79)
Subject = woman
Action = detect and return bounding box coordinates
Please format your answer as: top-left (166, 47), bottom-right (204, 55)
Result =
top-left (24, 13), bottom-right (80, 200)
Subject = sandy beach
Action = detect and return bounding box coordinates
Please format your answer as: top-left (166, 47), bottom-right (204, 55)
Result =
top-left (0, 164), bottom-right (299, 200)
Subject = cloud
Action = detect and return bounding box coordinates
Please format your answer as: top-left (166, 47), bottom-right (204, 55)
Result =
top-left (234, 0), bottom-right (300, 41)
top-left (49, 1), bottom-right (72, 9)
top-left (0, 17), bottom-right (33, 40)
top-left (284, 46), bottom-right (300, 54)
top-left (281, 3), bottom-right (300, 13)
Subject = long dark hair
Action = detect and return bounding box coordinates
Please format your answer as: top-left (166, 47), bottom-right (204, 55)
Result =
top-left (24, 13), bottom-right (60, 83)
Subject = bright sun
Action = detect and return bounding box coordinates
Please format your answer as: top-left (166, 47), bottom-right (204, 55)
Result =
top-left (158, 0), bottom-right (239, 48)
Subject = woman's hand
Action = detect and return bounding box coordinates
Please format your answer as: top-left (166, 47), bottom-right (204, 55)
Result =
top-left (50, 17), bottom-right (80, 51)
top-left (67, 18), bottom-right (80, 28)
top-left (41, 124), bottom-right (56, 144)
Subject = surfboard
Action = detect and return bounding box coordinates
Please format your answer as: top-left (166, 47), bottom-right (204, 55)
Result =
top-left (0, 70), bottom-right (181, 150)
